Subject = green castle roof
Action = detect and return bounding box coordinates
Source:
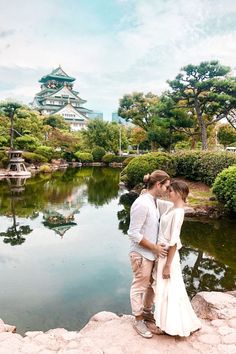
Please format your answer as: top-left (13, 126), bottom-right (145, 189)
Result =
top-left (39, 66), bottom-right (75, 83)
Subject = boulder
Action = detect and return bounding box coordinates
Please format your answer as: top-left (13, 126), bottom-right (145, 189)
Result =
top-left (191, 291), bottom-right (236, 320)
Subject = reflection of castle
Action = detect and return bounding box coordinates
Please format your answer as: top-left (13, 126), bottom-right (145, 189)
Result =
top-left (42, 191), bottom-right (84, 238)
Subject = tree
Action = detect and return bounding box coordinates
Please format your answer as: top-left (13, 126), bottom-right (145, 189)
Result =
top-left (82, 119), bottom-right (128, 153)
top-left (43, 114), bottom-right (70, 131)
top-left (217, 124), bottom-right (236, 148)
top-left (0, 101), bottom-right (23, 148)
top-left (167, 61), bottom-right (236, 150)
top-left (118, 92), bottom-right (159, 131)
top-left (130, 127), bottom-right (148, 153)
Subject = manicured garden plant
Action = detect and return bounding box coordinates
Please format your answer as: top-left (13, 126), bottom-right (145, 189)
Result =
top-left (212, 165), bottom-right (236, 214)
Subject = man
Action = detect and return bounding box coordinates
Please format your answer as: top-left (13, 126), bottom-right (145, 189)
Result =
top-left (128, 170), bottom-right (171, 338)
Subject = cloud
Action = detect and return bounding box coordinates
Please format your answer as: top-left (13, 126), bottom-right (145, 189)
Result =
top-left (0, 0), bottom-right (235, 119)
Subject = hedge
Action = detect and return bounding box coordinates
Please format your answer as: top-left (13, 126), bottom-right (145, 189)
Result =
top-left (176, 151), bottom-right (236, 185)
top-left (212, 165), bottom-right (236, 213)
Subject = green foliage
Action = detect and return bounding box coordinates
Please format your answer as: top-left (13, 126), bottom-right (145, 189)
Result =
top-left (213, 165), bottom-right (236, 213)
top-left (22, 152), bottom-right (47, 164)
top-left (43, 114), bottom-right (69, 130)
top-left (118, 92), bottom-right (159, 131)
top-left (0, 150), bottom-right (8, 168)
top-left (39, 164), bottom-right (53, 173)
top-left (176, 151), bottom-right (236, 185)
top-left (217, 124), bottom-right (236, 148)
top-left (34, 146), bottom-right (54, 162)
top-left (167, 60), bottom-right (235, 150)
top-left (91, 146), bottom-right (106, 162)
top-left (74, 151), bottom-right (93, 163)
top-left (102, 153), bottom-right (116, 164)
top-left (123, 156), bottom-right (135, 166)
top-left (0, 136), bottom-right (8, 147)
top-left (122, 153), bottom-right (177, 187)
top-left (15, 135), bottom-right (40, 151)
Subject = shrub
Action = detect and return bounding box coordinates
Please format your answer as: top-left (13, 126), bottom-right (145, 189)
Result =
top-left (74, 151), bottom-right (93, 163)
top-left (102, 153), bottom-right (116, 164)
top-left (113, 155), bottom-right (127, 163)
top-left (122, 152), bottom-right (177, 188)
top-left (15, 135), bottom-right (40, 151)
top-left (22, 152), bottom-right (47, 164)
top-left (0, 136), bottom-right (8, 148)
top-left (34, 146), bottom-right (54, 162)
top-left (176, 151), bottom-right (236, 185)
top-left (39, 164), bottom-right (53, 173)
top-left (92, 146), bottom-right (106, 162)
top-left (175, 151), bottom-right (201, 180)
top-left (123, 156), bottom-right (135, 166)
top-left (212, 165), bottom-right (236, 213)
top-left (0, 150), bottom-right (8, 168)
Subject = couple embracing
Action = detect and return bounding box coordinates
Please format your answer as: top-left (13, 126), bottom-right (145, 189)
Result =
top-left (128, 170), bottom-right (201, 338)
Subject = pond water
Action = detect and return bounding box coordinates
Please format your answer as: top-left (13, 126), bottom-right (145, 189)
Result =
top-left (0, 167), bottom-right (235, 334)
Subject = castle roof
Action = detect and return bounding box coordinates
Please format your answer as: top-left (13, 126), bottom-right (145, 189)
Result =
top-left (39, 66), bottom-right (75, 83)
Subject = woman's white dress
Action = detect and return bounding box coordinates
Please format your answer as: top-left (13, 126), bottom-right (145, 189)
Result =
top-left (154, 206), bottom-right (201, 337)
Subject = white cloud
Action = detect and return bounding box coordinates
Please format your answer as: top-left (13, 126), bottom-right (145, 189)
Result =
top-left (0, 0), bottom-right (235, 119)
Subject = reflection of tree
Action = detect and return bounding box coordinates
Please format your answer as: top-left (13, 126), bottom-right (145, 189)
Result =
top-left (85, 168), bottom-right (120, 207)
top-left (118, 192), bottom-right (236, 295)
top-left (180, 246), bottom-right (236, 298)
top-left (0, 195), bottom-right (32, 246)
top-left (117, 192), bottom-right (138, 234)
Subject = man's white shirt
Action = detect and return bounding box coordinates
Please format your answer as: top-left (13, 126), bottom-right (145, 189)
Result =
top-left (128, 193), bottom-right (172, 261)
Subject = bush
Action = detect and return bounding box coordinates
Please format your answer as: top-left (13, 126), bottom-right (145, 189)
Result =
top-left (15, 135), bottom-right (40, 151)
top-left (22, 152), bottom-right (47, 164)
top-left (123, 156), bottom-right (135, 166)
top-left (122, 152), bottom-right (177, 188)
top-left (92, 146), bottom-right (106, 162)
top-left (0, 150), bottom-right (8, 168)
top-left (176, 151), bottom-right (236, 185)
top-left (0, 136), bottom-right (8, 148)
top-left (74, 151), bottom-right (93, 163)
top-left (212, 165), bottom-right (236, 213)
top-left (39, 164), bottom-right (53, 173)
top-left (34, 146), bottom-right (54, 162)
top-left (102, 153), bottom-right (116, 164)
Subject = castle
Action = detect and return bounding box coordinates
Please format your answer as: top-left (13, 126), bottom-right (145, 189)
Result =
top-left (32, 66), bottom-right (91, 131)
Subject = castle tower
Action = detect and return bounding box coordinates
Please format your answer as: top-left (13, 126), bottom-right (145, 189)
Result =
top-left (32, 66), bottom-right (91, 131)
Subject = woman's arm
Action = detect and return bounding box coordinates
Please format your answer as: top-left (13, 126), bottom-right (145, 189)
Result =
top-left (162, 245), bottom-right (177, 279)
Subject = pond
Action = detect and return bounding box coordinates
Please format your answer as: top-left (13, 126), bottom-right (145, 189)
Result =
top-left (0, 167), bottom-right (235, 334)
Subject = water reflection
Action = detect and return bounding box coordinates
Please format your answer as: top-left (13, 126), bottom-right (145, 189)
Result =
top-left (118, 192), bottom-right (236, 296)
top-left (0, 178), bottom-right (32, 245)
top-left (0, 167), bottom-right (121, 242)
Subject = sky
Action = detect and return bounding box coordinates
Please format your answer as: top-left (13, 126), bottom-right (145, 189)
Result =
top-left (0, 0), bottom-right (235, 120)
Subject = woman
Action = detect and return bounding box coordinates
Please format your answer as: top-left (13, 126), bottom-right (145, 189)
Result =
top-left (154, 180), bottom-right (201, 337)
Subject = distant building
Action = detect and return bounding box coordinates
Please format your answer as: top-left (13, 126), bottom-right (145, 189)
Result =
top-left (32, 66), bottom-right (91, 131)
top-left (87, 111), bottom-right (103, 120)
top-left (112, 112), bottom-right (126, 125)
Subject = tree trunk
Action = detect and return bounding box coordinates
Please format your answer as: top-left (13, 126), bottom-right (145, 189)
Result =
top-left (194, 98), bottom-right (208, 150)
top-left (151, 141), bottom-right (157, 151)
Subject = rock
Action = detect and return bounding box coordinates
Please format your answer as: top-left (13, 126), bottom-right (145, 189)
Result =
top-left (191, 291), bottom-right (236, 320)
top-left (90, 311), bottom-right (119, 322)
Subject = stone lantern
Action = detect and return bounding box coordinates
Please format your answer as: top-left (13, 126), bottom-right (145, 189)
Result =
top-left (7, 150), bottom-right (31, 177)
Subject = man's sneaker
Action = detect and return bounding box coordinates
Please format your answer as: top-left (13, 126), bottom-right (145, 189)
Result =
top-left (133, 320), bottom-right (153, 338)
top-left (143, 311), bottom-right (155, 323)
